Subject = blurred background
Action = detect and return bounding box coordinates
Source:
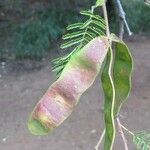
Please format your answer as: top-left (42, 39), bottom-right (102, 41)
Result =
top-left (0, 0), bottom-right (150, 150)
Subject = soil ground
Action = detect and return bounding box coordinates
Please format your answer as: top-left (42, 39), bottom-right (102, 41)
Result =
top-left (0, 37), bottom-right (150, 150)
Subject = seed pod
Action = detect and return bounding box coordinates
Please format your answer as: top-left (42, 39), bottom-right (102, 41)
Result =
top-left (28, 37), bottom-right (109, 135)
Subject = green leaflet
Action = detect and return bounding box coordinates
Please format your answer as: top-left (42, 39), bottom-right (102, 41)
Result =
top-left (66, 23), bottom-right (84, 30)
top-left (133, 131), bottom-right (150, 150)
top-left (62, 31), bottom-right (84, 40)
top-left (111, 34), bottom-right (133, 116)
top-left (101, 48), bottom-right (115, 150)
top-left (88, 26), bottom-right (105, 36)
top-left (80, 11), bottom-right (106, 25)
top-left (60, 37), bottom-right (83, 49)
top-left (96, 0), bottom-right (105, 7)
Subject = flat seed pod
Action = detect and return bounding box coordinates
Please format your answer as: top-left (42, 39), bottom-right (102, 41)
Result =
top-left (28, 37), bottom-right (109, 135)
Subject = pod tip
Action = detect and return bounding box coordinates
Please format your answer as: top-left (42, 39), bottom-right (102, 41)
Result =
top-left (28, 117), bottom-right (52, 136)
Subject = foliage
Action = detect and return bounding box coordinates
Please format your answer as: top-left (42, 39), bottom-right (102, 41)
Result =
top-left (27, 0), bottom-right (150, 150)
top-left (13, 9), bottom-right (78, 59)
top-left (133, 131), bottom-right (150, 150)
top-left (122, 0), bottom-right (150, 33)
top-left (52, 9), bottom-right (106, 77)
top-left (0, 0), bottom-right (82, 59)
top-left (0, 0), bottom-right (150, 60)
top-left (44, 0), bottom-right (134, 149)
top-left (96, 0), bottom-right (105, 7)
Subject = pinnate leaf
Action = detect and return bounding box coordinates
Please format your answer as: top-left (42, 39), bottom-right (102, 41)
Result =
top-left (133, 131), bottom-right (150, 150)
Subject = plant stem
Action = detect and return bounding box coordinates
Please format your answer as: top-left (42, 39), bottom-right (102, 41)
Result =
top-left (102, 1), bottom-right (116, 150)
top-left (102, 2), bottom-right (110, 38)
top-left (144, 0), bottom-right (150, 6)
top-left (119, 123), bottom-right (134, 136)
top-left (117, 118), bottom-right (129, 150)
top-left (95, 129), bottom-right (105, 150)
top-left (113, 1), bottom-right (131, 148)
top-left (115, 0), bottom-right (132, 36)
top-left (95, 3), bottom-right (110, 150)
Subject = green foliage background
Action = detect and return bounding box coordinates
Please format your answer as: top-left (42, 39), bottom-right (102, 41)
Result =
top-left (0, 0), bottom-right (149, 60)
top-left (122, 0), bottom-right (150, 32)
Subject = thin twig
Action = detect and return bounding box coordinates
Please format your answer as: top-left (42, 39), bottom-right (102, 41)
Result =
top-left (115, 0), bottom-right (132, 36)
top-left (102, 2), bottom-right (116, 150)
top-left (113, 2), bottom-right (131, 149)
top-left (94, 3), bottom-right (110, 150)
top-left (117, 117), bottom-right (129, 150)
top-left (114, 0), bottom-right (125, 39)
top-left (114, 1), bottom-right (131, 147)
top-left (144, 0), bottom-right (150, 6)
top-left (119, 123), bottom-right (150, 149)
top-left (118, 19), bottom-right (124, 39)
top-left (95, 129), bottom-right (105, 150)
top-left (91, 5), bottom-right (97, 13)
top-left (95, 3), bottom-right (108, 149)
top-left (119, 123), bottom-right (134, 136)
top-left (94, 2), bottom-right (109, 150)
top-left (102, 1), bottom-right (110, 38)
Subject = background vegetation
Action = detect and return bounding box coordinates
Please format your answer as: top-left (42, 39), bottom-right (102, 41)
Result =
top-left (0, 0), bottom-right (149, 60)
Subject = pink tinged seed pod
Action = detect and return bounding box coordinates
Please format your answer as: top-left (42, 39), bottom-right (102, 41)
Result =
top-left (28, 37), bottom-right (109, 135)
